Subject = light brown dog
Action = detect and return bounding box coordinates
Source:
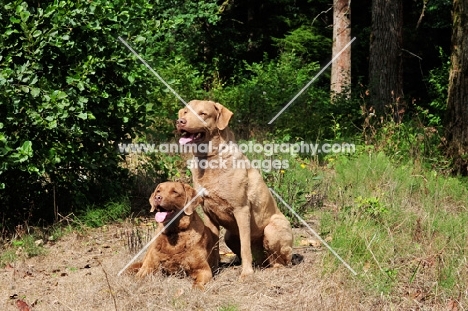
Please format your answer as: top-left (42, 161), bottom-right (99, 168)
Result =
top-left (176, 100), bottom-right (293, 278)
top-left (128, 182), bottom-right (218, 289)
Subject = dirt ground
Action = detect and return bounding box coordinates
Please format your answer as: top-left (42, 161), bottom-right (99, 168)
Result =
top-left (0, 221), bottom-right (414, 311)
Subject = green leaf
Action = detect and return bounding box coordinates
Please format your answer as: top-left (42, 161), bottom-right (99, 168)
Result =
top-left (30, 87), bottom-right (40, 97)
top-left (9, 16), bottom-right (20, 24)
top-left (30, 75), bottom-right (38, 85)
top-left (77, 112), bottom-right (88, 120)
top-left (134, 35), bottom-right (146, 43)
top-left (18, 140), bottom-right (33, 157)
top-left (20, 11), bottom-right (30, 22)
top-left (48, 120), bottom-right (57, 129)
top-left (5, 29), bottom-right (18, 36)
top-left (77, 81), bottom-right (85, 91)
top-left (56, 91), bottom-right (68, 100)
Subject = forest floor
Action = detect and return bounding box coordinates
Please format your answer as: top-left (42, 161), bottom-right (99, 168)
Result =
top-left (1, 217), bottom-right (457, 311)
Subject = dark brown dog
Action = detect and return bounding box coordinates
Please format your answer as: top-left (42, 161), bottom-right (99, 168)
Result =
top-left (176, 100), bottom-right (293, 279)
top-left (128, 182), bottom-right (218, 289)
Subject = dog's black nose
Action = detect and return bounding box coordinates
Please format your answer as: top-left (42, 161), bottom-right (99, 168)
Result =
top-left (176, 118), bottom-right (186, 126)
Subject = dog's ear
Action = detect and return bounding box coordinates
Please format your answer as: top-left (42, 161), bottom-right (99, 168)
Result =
top-left (214, 102), bottom-right (233, 130)
top-left (149, 184), bottom-right (160, 213)
top-left (182, 184), bottom-right (203, 216)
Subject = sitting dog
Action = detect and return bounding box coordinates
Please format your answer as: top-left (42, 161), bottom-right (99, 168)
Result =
top-left (176, 100), bottom-right (293, 278)
top-left (128, 182), bottom-right (218, 289)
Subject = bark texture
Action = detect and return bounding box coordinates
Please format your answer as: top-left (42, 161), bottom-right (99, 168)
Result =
top-left (445, 0), bottom-right (468, 174)
top-left (331, 0), bottom-right (351, 100)
top-left (368, 0), bottom-right (403, 117)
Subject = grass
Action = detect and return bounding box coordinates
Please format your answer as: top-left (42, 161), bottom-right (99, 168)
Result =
top-left (0, 234), bottom-right (46, 267)
top-left (2, 133), bottom-right (468, 308)
top-left (77, 197), bottom-right (131, 228)
top-left (239, 138), bottom-right (467, 304)
top-left (0, 197), bottom-right (131, 268)
top-left (312, 149), bottom-right (468, 302)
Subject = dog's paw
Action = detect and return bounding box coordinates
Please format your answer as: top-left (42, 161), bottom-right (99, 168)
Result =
top-left (239, 266), bottom-right (254, 281)
top-left (192, 282), bottom-right (206, 290)
top-left (135, 268), bottom-right (151, 278)
top-left (125, 262), bottom-right (143, 275)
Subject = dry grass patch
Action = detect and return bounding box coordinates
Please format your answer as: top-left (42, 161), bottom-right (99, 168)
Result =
top-left (1, 222), bottom-right (382, 311)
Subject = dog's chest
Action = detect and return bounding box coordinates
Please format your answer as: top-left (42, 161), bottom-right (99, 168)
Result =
top-left (156, 234), bottom-right (199, 273)
top-left (202, 194), bottom-right (237, 227)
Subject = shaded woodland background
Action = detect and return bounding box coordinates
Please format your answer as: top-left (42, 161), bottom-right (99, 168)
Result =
top-left (0, 0), bottom-right (466, 230)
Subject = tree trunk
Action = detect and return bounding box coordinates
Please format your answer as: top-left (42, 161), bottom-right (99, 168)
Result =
top-left (445, 0), bottom-right (468, 175)
top-left (331, 0), bottom-right (351, 101)
top-left (368, 0), bottom-right (403, 118)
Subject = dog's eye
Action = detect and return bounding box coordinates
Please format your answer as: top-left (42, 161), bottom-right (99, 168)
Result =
top-left (172, 190), bottom-right (179, 195)
top-left (199, 112), bottom-right (207, 116)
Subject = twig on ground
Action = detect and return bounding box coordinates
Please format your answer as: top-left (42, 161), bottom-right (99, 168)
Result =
top-left (365, 233), bottom-right (389, 278)
top-left (98, 260), bottom-right (118, 311)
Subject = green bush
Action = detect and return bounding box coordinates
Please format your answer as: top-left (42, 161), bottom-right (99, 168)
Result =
top-left (424, 47), bottom-right (450, 127)
top-left (213, 52), bottom-right (326, 139)
top-left (0, 0), bottom-right (167, 226)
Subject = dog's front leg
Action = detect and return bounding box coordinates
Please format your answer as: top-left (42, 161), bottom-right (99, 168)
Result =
top-left (190, 263), bottom-right (213, 290)
top-left (204, 218), bottom-right (220, 269)
top-left (136, 248), bottom-right (160, 278)
top-left (233, 205), bottom-right (254, 278)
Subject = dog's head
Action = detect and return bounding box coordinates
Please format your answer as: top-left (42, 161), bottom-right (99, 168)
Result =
top-left (176, 100), bottom-right (233, 145)
top-left (149, 182), bottom-right (203, 224)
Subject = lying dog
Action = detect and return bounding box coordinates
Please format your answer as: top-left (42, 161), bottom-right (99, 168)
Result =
top-left (177, 100), bottom-right (293, 278)
top-left (128, 182), bottom-right (218, 289)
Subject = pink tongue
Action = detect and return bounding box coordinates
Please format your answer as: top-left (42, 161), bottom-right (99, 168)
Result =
top-left (179, 137), bottom-right (193, 145)
top-left (155, 212), bottom-right (169, 223)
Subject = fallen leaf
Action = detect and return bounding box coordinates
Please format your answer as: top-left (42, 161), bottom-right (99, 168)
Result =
top-left (298, 239), bottom-right (321, 248)
top-left (408, 289), bottom-right (425, 301)
top-left (15, 299), bottom-right (31, 311)
top-left (447, 299), bottom-right (459, 311)
top-left (174, 288), bottom-right (184, 298)
top-left (363, 261), bottom-right (371, 273)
